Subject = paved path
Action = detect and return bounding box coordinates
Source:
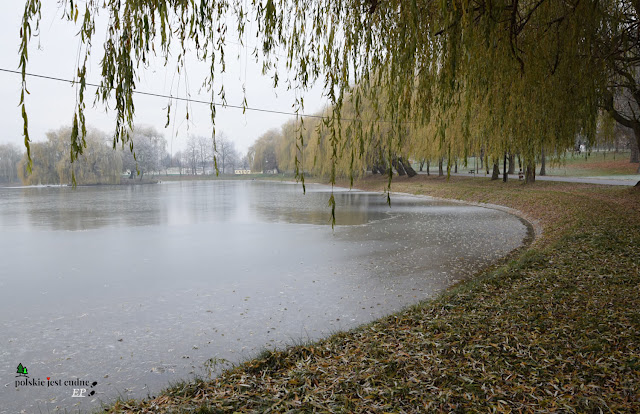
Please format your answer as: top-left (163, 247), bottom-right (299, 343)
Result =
top-left (417, 171), bottom-right (639, 186)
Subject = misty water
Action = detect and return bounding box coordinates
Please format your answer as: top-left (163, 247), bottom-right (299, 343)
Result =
top-left (0, 180), bottom-right (528, 413)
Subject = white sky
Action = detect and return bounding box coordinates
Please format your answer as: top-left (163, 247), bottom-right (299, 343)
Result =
top-left (0, 2), bottom-right (326, 156)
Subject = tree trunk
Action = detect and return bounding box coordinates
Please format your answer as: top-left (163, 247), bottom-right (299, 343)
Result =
top-left (630, 131), bottom-right (640, 164)
top-left (400, 157), bottom-right (417, 177)
top-left (633, 127), bottom-right (640, 173)
top-left (438, 158), bottom-right (444, 176)
top-left (539, 147), bottom-right (546, 176)
top-left (491, 161), bottom-right (500, 180)
top-left (604, 92), bottom-right (640, 172)
top-left (508, 154), bottom-right (515, 174)
top-left (454, 159), bottom-right (458, 173)
top-left (485, 155), bottom-right (490, 175)
top-left (392, 158), bottom-right (406, 176)
top-left (503, 153), bottom-right (508, 182)
top-left (525, 161), bottom-right (536, 183)
top-left (518, 154), bottom-right (522, 171)
top-left (419, 159), bottom-right (425, 171)
top-left (426, 160), bottom-right (430, 176)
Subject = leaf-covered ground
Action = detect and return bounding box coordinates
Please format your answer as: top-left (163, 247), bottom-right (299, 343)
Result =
top-left (105, 175), bottom-right (640, 413)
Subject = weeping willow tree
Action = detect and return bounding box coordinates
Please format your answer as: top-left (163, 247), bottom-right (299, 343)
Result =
top-left (17, 127), bottom-right (123, 185)
top-left (18, 1), bottom-right (638, 187)
top-left (274, 97), bottom-right (416, 183)
top-left (249, 129), bottom-right (280, 172)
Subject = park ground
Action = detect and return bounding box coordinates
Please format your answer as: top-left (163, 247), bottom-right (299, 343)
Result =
top-left (416, 151), bottom-right (640, 179)
top-left (105, 174), bottom-right (640, 413)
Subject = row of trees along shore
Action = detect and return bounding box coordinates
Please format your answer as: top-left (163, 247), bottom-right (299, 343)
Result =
top-left (248, 100), bottom-right (639, 182)
top-left (3, 116), bottom-right (635, 186)
top-left (0, 127), bottom-right (242, 186)
top-left (16, 1), bottom-right (640, 187)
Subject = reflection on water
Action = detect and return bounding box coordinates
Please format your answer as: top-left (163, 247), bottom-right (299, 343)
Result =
top-left (2, 181), bottom-right (390, 231)
top-left (0, 181), bottom-right (527, 413)
top-left (251, 183), bottom-right (392, 225)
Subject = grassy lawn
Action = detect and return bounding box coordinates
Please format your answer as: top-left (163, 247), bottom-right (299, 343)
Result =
top-left (544, 151), bottom-right (639, 177)
top-left (428, 152), bottom-right (639, 177)
top-left (105, 175), bottom-right (640, 413)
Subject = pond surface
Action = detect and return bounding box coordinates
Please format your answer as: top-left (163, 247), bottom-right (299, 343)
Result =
top-left (0, 180), bottom-right (527, 413)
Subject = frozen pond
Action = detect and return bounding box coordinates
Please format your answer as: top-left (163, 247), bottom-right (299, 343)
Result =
top-left (0, 180), bottom-right (528, 413)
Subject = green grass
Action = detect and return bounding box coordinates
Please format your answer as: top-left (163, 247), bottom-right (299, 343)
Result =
top-left (420, 151), bottom-right (639, 177)
top-left (103, 175), bottom-right (640, 413)
top-left (543, 151), bottom-right (639, 177)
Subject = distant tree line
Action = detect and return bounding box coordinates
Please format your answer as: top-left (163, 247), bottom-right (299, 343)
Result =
top-left (3, 118), bottom-right (635, 187)
top-left (172, 133), bottom-right (243, 175)
top-left (2, 126), bottom-right (248, 186)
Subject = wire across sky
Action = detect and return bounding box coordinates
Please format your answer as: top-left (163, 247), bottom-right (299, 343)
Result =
top-left (0, 67), bottom-right (331, 121)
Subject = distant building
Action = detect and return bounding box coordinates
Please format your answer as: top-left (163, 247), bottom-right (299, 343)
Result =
top-left (234, 169), bottom-right (252, 175)
top-left (264, 168), bottom-right (279, 174)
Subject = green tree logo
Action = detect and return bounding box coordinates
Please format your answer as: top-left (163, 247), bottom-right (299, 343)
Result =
top-left (16, 363), bottom-right (28, 376)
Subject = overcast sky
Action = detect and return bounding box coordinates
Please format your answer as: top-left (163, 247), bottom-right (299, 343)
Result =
top-left (0, 2), bottom-right (326, 156)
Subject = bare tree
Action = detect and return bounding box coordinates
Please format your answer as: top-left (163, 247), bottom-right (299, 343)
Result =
top-left (0, 143), bottom-right (22, 183)
top-left (161, 152), bottom-right (172, 175)
top-left (121, 126), bottom-right (167, 179)
top-left (185, 135), bottom-right (199, 175)
top-left (172, 151), bottom-right (184, 175)
top-left (196, 136), bottom-right (211, 174)
top-left (240, 153), bottom-right (252, 170)
top-left (215, 133), bottom-right (239, 174)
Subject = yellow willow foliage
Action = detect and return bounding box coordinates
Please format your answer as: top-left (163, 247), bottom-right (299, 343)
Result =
top-left (249, 129), bottom-right (280, 172)
top-left (18, 128), bottom-right (123, 186)
top-left (19, 0), bottom-right (633, 185)
top-left (266, 101), bottom-right (379, 181)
